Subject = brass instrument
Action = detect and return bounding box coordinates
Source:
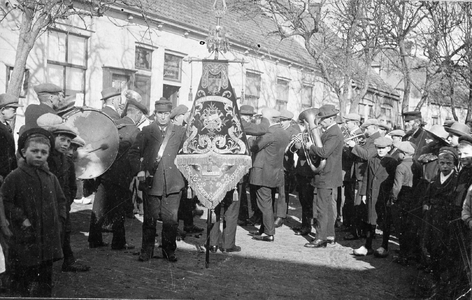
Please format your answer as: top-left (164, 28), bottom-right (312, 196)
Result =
top-left (341, 124), bottom-right (365, 146)
top-left (297, 108), bottom-right (326, 174)
top-left (344, 133), bottom-right (365, 143)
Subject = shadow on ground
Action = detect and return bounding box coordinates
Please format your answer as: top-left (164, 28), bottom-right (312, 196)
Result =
top-left (52, 199), bottom-right (427, 300)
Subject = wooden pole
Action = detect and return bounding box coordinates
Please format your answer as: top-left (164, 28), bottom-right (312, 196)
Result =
top-left (205, 209), bottom-right (212, 268)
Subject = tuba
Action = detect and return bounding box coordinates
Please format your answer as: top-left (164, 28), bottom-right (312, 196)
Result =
top-left (297, 108), bottom-right (326, 174)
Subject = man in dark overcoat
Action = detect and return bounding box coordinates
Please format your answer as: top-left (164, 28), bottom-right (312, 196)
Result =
top-left (345, 119), bottom-right (381, 240)
top-left (100, 87), bottom-right (122, 121)
top-left (305, 104), bottom-right (343, 248)
top-left (353, 137), bottom-right (397, 256)
top-left (23, 83), bottom-right (62, 131)
top-left (249, 108), bottom-right (290, 242)
top-left (402, 111), bottom-right (428, 160)
top-left (340, 113), bottom-right (363, 232)
top-left (129, 98), bottom-right (186, 262)
top-left (274, 108), bottom-right (300, 228)
top-left (88, 98), bottom-right (147, 250)
top-left (0, 94), bottom-right (22, 184)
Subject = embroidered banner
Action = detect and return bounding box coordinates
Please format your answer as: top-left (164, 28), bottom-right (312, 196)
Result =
top-left (175, 60), bottom-right (252, 209)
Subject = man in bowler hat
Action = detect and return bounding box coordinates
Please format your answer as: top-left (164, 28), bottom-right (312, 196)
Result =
top-left (100, 87), bottom-right (122, 121)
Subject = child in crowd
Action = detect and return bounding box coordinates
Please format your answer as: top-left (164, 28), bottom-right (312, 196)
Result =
top-left (420, 147), bottom-right (458, 296)
top-left (68, 136), bottom-right (92, 204)
top-left (378, 141), bottom-right (417, 259)
top-left (46, 120), bottom-right (90, 273)
top-left (353, 137), bottom-right (397, 256)
top-left (1, 128), bottom-right (66, 297)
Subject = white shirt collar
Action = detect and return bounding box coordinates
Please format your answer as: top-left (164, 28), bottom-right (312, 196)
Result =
top-left (440, 171), bottom-right (453, 184)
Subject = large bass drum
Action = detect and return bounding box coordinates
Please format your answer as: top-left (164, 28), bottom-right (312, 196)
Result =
top-left (63, 108), bottom-right (119, 179)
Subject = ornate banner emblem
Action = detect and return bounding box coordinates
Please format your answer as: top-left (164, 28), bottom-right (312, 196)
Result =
top-left (175, 60), bottom-right (252, 209)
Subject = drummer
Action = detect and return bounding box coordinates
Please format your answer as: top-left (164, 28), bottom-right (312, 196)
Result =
top-left (88, 97), bottom-right (148, 250)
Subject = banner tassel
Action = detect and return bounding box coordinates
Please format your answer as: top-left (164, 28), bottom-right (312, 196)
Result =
top-left (233, 187), bottom-right (238, 202)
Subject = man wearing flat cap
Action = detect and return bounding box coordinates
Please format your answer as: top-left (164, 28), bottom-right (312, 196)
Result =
top-left (88, 96), bottom-right (149, 251)
top-left (237, 104), bottom-right (264, 226)
top-left (344, 118), bottom-right (381, 241)
top-left (100, 87), bottom-right (122, 121)
top-left (129, 97), bottom-right (186, 262)
top-left (304, 104), bottom-right (344, 248)
top-left (378, 122), bottom-right (391, 137)
top-left (273, 108), bottom-right (300, 228)
top-left (170, 104), bottom-right (189, 126)
top-left (388, 130), bottom-right (406, 160)
top-left (249, 108), bottom-right (291, 242)
top-left (341, 113), bottom-right (363, 231)
top-left (353, 136), bottom-right (397, 256)
top-left (0, 94), bottom-right (22, 184)
top-left (24, 83), bottom-right (63, 130)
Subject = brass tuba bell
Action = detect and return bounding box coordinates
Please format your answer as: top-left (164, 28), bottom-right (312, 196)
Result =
top-left (297, 108), bottom-right (326, 174)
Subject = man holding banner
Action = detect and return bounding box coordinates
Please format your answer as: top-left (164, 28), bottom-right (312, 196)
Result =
top-left (129, 98), bottom-right (186, 263)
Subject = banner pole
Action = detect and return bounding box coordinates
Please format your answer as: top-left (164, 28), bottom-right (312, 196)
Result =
top-left (206, 209), bottom-right (212, 268)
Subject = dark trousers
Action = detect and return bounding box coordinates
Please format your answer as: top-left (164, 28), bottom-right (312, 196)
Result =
top-left (255, 185), bottom-right (276, 236)
top-left (364, 224), bottom-right (377, 250)
top-left (248, 184), bottom-right (262, 221)
top-left (296, 175), bottom-right (314, 229)
top-left (314, 187), bottom-right (335, 240)
top-left (141, 192), bottom-right (181, 256)
top-left (10, 260), bottom-right (53, 297)
top-left (62, 205), bottom-right (75, 266)
top-left (238, 176), bottom-right (250, 221)
top-left (351, 180), bottom-right (368, 237)
top-left (342, 181), bottom-right (356, 228)
top-left (178, 189), bottom-right (194, 227)
top-left (274, 171), bottom-right (295, 219)
top-left (83, 179), bottom-right (98, 198)
top-left (274, 177), bottom-right (287, 218)
top-left (210, 190), bottom-right (240, 249)
top-left (378, 201), bottom-right (392, 250)
top-left (88, 182), bottom-right (129, 248)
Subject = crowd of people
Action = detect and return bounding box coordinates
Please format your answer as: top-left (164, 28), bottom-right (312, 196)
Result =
top-left (0, 82), bottom-right (472, 298)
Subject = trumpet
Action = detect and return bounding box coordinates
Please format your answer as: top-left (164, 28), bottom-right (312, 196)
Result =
top-left (341, 124), bottom-right (365, 146)
top-left (344, 133), bottom-right (365, 143)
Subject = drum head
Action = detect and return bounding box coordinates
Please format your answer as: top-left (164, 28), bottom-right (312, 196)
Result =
top-left (64, 108), bottom-right (119, 179)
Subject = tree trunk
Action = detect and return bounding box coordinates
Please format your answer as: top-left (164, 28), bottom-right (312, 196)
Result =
top-left (414, 92), bottom-right (428, 111)
top-left (6, 7), bottom-right (48, 99)
top-left (450, 96), bottom-right (458, 121)
top-left (399, 40), bottom-right (412, 113)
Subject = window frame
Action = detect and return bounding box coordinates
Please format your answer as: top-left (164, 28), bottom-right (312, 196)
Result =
top-left (135, 46), bottom-right (153, 71)
top-left (163, 53), bottom-right (183, 82)
top-left (301, 84), bottom-right (313, 109)
top-left (46, 29), bottom-right (88, 97)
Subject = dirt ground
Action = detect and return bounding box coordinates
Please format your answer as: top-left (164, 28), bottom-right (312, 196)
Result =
top-left (49, 193), bottom-right (428, 300)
